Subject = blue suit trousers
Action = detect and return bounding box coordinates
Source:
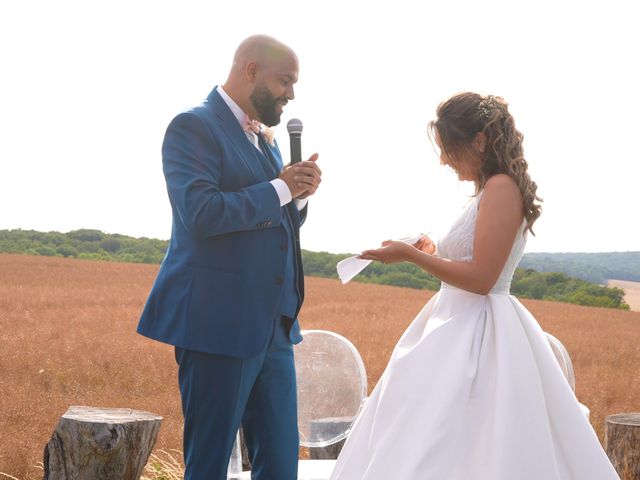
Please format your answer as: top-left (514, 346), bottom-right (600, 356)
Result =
top-left (175, 316), bottom-right (299, 479)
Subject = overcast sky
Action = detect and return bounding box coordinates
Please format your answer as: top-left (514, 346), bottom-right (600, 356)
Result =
top-left (1, 0), bottom-right (638, 254)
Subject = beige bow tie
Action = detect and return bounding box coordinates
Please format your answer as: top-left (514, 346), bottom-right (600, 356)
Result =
top-left (243, 116), bottom-right (261, 135)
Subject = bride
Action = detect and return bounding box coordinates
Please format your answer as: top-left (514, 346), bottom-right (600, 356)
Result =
top-left (329, 93), bottom-right (620, 479)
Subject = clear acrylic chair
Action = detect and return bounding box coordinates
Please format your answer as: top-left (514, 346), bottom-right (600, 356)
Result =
top-left (235, 329), bottom-right (368, 480)
top-left (545, 331), bottom-right (590, 419)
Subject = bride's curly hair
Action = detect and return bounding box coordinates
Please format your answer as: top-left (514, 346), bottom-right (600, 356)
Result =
top-left (429, 92), bottom-right (542, 235)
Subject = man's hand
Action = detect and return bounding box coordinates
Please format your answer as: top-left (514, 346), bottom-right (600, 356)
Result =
top-left (279, 153), bottom-right (322, 199)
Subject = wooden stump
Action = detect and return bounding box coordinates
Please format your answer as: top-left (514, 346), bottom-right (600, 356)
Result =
top-left (43, 406), bottom-right (163, 480)
top-left (605, 413), bottom-right (640, 480)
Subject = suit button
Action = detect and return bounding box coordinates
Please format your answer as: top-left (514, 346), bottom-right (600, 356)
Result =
top-left (275, 276), bottom-right (283, 285)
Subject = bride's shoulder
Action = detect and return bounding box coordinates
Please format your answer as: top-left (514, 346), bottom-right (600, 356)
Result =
top-left (484, 173), bottom-right (519, 190)
top-left (480, 174), bottom-right (523, 209)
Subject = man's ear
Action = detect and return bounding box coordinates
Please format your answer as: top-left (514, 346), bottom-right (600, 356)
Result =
top-left (245, 62), bottom-right (258, 84)
top-left (473, 132), bottom-right (487, 153)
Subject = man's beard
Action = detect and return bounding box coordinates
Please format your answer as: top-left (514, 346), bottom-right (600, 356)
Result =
top-left (250, 82), bottom-right (284, 127)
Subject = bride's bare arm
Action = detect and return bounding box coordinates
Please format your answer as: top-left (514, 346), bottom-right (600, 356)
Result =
top-left (360, 174), bottom-right (524, 295)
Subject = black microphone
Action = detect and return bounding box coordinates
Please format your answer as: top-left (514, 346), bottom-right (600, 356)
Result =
top-left (286, 118), bottom-right (303, 164)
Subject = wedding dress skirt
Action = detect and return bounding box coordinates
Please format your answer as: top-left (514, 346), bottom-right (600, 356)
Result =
top-left (329, 284), bottom-right (620, 480)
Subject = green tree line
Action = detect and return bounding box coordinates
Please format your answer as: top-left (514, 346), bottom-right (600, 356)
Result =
top-left (0, 229), bottom-right (167, 264)
top-left (519, 252), bottom-right (640, 284)
top-left (511, 269), bottom-right (628, 309)
top-left (0, 229), bottom-right (630, 310)
top-left (302, 249), bottom-right (629, 310)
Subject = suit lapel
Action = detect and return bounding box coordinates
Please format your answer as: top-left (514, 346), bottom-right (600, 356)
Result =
top-left (208, 89), bottom-right (266, 182)
top-left (258, 134), bottom-right (283, 176)
top-left (207, 88), bottom-right (288, 186)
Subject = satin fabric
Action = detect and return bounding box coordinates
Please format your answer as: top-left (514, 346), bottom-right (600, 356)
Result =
top-left (329, 286), bottom-right (620, 480)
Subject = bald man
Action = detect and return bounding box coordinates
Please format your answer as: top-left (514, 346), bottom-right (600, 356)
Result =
top-left (137, 35), bottom-right (322, 479)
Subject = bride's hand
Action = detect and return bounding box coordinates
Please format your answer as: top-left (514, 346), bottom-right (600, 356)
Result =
top-left (359, 240), bottom-right (416, 264)
top-left (414, 234), bottom-right (436, 255)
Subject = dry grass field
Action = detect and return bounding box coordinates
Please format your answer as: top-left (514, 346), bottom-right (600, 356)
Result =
top-left (608, 279), bottom-right (640, 311)
top-left (1, 253), bottom-right (639, 478)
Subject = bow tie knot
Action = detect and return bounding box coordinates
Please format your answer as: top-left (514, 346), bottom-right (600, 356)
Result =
top-left (243, 116), bottom-right (261, 135)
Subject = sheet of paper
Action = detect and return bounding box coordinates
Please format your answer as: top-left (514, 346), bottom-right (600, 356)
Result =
top-left (336, 235), bottom-right (423, 284)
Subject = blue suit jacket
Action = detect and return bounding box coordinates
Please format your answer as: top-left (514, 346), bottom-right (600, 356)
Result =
top-left (137, 88), bottom-right (306, 358)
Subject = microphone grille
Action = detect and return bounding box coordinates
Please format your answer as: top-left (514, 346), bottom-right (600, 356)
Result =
top-left (286, 118), bottom-right (303, 135)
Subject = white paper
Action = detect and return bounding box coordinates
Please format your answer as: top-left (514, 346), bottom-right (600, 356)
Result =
top-left (336, 235), bottom-right (423, 284)
top-left (336, 257), bottom-right (373, 284)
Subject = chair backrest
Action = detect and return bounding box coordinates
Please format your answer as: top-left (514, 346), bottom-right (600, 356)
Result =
top-left (294, 329), bottom-right (368, 447)
top-left (545, 332), bottom-right (576, 392)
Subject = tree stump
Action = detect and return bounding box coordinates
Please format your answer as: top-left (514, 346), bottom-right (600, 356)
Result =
top-left (43, 406), bottom-right (163, 480)
top-left (605, 413), bottom-right (640, 480)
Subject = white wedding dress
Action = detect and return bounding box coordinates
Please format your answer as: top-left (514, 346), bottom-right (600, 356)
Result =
top-left (329, 193), bottom-right (620, 480)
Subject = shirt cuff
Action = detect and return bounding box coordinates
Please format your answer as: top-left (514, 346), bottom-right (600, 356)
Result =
top-left (294, 198), bottom-right (308, 211)
top-left (270, 178), bottom-right (292, 207)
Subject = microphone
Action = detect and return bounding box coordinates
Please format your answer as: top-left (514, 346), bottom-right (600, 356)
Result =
top-left (286, 118), bottom-right (303, 164)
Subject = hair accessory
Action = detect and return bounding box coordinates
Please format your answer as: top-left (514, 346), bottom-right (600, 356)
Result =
top-left (478, 104), bottom-right (491, 120)
top-left (478, 96), bottom-right (505, 121)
